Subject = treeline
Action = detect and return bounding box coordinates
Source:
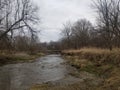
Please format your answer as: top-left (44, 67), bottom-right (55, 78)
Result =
top-left (60, 0), bottom-right (120, 50)
top-left (0, 0), bottom-right (40, 53)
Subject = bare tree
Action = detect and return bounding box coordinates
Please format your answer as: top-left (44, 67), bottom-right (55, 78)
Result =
top-left (59, 0), bottom-right (120, 50)
top-left (0, 0), bottom-right (39, 39)
top-left (60, 19), bottom-right (94, 49)
top-left (93, 0), bottom-right (120, 50)
top-left (61, 21), bottom-right (72, 49)
top-left (72, 19), bottom-right (93, 48)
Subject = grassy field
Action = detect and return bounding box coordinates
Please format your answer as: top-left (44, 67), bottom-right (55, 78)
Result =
top-left (0, 52), bottom-right (44, 66)
top-left (62, 48), bottom-right (120, 90)
top-left (62, 48), bottom-right (120, 66)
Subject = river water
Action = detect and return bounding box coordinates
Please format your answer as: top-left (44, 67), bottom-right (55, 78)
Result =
top-left (0, 54), bottom-right (74, 90)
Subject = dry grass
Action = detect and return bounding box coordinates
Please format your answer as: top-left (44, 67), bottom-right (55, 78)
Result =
top-left (0, 52), bottom-right (44, 66)
top-left (63, 48), bottom-right (110, 54)
top-left (29, 48), bottom-right (120, 90)
top-left (95, 68), bottom-right (120, 90)
top-left (30, 82), bottom-right (98, 90)
top-left (62, 48), bottom-right (120, 90)
top-left (62, 48), bottom-right (120, 55)
top-left (62, 48), bottom-right (120, 66)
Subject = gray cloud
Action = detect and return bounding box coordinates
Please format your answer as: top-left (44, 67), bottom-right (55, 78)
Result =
top-left (33, 0), bottom-right (96, 42)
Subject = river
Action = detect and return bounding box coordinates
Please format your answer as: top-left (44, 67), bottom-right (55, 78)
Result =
top-left (0, 54), bottom-right (79, 90)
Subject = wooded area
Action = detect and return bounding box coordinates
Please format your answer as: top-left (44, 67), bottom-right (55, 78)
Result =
top-left (1, 0), bottom-right (120, 52)
top-left (59, 0), bottom-right (120, 50)
top-left (0, 0), bottom-right (40, 54)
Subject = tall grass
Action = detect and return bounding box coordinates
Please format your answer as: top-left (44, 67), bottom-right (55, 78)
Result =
top-left (62, 48), bottom-right (120, 66)
top-left (62, 48), bottom-right (120, 90)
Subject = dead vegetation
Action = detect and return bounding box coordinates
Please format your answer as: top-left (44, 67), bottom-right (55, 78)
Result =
top-left (30, 48), bottom-right (120, 90)
top-left (30, 82), bottom-right (96, 90)
top-left (62, 48), bottom-right (120, 66)
top-left (62, 48), bottom-right (120, 90)
top-left (0, 52), bottom-right (44, 66)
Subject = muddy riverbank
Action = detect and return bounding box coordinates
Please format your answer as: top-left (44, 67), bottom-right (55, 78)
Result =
top-left (0, 55), bottom-right (77, 90)
top-left (0, 54), bottom-right (102, 90)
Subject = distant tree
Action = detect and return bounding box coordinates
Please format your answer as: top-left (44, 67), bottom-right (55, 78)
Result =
top-left (72, 19), bottom-right (93, 48)
top-left (58, 0), bottom-right (120, 50)
top-left (60, 19), bottom-right (94, 49)
top-left (61, 21), bottom-right (73, 49)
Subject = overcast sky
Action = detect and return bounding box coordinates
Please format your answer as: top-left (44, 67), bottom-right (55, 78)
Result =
top-left (33, 0), bottom-right (96, 42)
